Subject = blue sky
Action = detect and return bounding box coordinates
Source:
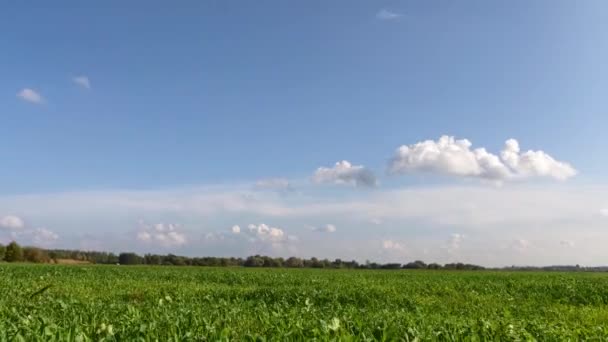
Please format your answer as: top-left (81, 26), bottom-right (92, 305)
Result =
top-left (1, 1), bottom-right (608, 265)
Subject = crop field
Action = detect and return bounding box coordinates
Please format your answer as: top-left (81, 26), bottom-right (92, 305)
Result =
top-left (2, 265), bottom-right (608, 340)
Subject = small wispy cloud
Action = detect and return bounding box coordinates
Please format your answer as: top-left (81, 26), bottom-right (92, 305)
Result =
top-left (136, 221), bottom-right (188, 247)
top-left (32, 228), bottom-right (59, 246)
top-left (254, 178), bottom-right (294, 193)
top-left (382, 239), bottom-right (405, 251)
top-left (376, 9), bottom-right (402, 21)
top-left (72, 76), bottom-right (91, 89)
top-left (511, 238), bottom-right (530, 252)
top-left (560, 240), bottom-right (574, 248)
top-left (17, 88), bottom-right (44, 104)
top-left (311, 224), bottom-right (337, 233)
top-left (448, 233), bottom-right (464, 250)
top-left (369, 218), bottom-right (383, 225)
top-left (312, 160), bottom-right (377, 188)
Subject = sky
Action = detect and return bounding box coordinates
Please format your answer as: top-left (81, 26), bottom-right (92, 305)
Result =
top-left (1, 1), bottom-right (608, 266)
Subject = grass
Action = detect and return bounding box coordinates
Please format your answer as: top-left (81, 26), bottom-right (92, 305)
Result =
top-left (1, 264), bottom-right (608, 340)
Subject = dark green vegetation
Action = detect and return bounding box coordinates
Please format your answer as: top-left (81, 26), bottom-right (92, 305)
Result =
top-left (0, 241), bottom-right (485, 270)
top-left (2, 265), bottom-right (608, 340)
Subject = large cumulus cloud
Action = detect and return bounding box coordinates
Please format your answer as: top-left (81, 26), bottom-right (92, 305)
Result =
top-left (388, 136), bottom-right (576, 181)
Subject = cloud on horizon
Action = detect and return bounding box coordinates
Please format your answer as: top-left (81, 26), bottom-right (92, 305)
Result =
top-left (136, 222), bottom-right (188, 247)
top-left (254, 178), bottom-right (294, 193)
top-left (0, 181), bottom-right (606, 266)
top-left (0, 215), bottom-right (25, 230)
top-left (0, 135), bottom-right (594, 266)
top-left (0, 214), bottom-right (59, 247)
top-left (32, 228), bottom-right (59, 246)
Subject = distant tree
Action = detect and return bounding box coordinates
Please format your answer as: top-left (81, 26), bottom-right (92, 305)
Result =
top-left (331, 259), bottom-right (344, 268)
top-left (444, 262), bottom-right (484, 270)
top-left (285, 257), bottom-right (304, 268)
top-left (347, 260), bottom-right (359, 268)
top-left (0, 243), bottom-right (498, 270)
top-left (144, 254), bottom-right (162, 265)
top-left (4, 241), bottom-right (23, 262)
top-left (118, 252), bottom-right (143, 265)
top-left (47, 251), bottom-right (58, 263)
top-left (309, 257), bottom-right (324, 268)
top-left (244, 255), bottom-right (264, 267)
top-left (262, 256), bottom-right (282, 267)
top-left (403, 260), bottom-right (427, 269)
top-left (106, 253), bottom-right (119, 264)
top-left (161, 254), bottom-right (185, 266)
top-left (426, 263), bottom-right (442, 270)
top-left (466, 264), bottom-right (485, 270)
top-left (367, 262), bottom-right (381, 269)
top-left (23, 247), bottom-right (50, 263)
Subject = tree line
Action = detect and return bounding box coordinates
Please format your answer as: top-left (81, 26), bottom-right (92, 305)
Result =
top-left (0, 241), bottom-right (487, 270)
top-left (3, 241), bottom-right (605, 271)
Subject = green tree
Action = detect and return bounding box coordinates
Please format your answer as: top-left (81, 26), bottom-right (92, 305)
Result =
top-left (0, 244), bottom-right (5, 261)
top-left (285, 257), bottom-right (304, 268)
top-left (144, 254), bottom-right (162, 265)
top-left (403, 260), bottom-right (427, 269)
top-left (5, 241), bottom-right (23, 262)
top-left (118, 252), bottom-right (143, 265)
top-left (244, 255), bottom-right (264, 267)
top-left (23, 247), bottom-right (50, 263)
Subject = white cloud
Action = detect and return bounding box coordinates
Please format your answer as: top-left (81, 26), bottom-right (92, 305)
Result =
top-left (388, 136), bottom-right (576, 181)
top-left (137, 222), bottom-right (187, 247)
top-left (0, 215), bottom-right (25, 230)
top-left (254, 178), bottom-right (293, 192)
top-left (511, 238), bottom-right (530, 251)
top-left (3, 225), bottom-right (59, 247)
top-left (560, 240), bottom-right (574, 247)
top-left (500, 139), bottom-right (577, 180)
top-left (0, 185), bottom-right (601, 229)
top-left (369, 218), bottom-right (383, 225)
top-left (246, 223), bottom-right (286, 242)
top-left (32, 228), bottom-right (59, 246)
top-left (203, 231), bottom-right (225, 242)
top-left (382, 239), bottom-right (405, 251)
top-left (2, 183), bottom-right (608, 266)
top-left (200, 223), bottom-right (297, 256)
top-left (448, 233), bottom-right (464, 250)
top-left (17, 88), bottom-right (43, 104)
top-left (312, 224), bottom-right (337, 233)
top-left (600, 208), bottom-right (608, 217)
top-left (72, 76), bottom-right (91, 89)
top-left (313, 160), bottom-right (377, 187)
top-left (376, 9), bottom-right (402, 20)
top-left (137, 231), bottom-right (152, 242)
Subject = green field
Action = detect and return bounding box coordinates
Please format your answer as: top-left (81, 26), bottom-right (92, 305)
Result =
top-left (2, 265), bottom-right (608, 340)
